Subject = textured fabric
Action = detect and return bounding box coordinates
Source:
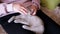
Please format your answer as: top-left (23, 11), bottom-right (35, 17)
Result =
top-left (0, 3), bottom-right (18, 17)
top-left (36, 10), bottom-right (60, 34)
top-left (0, 10), bottom-right (60, 34)
top-left (1, 0), bottom-right (40, 9)
top-left (0, 0), bottom-right (40, 17)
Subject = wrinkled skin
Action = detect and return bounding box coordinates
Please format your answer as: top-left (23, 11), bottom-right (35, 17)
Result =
top-left (1, 0), bottom-right (38, 15)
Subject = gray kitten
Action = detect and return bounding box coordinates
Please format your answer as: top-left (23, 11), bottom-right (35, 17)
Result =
top-left (8, 14), bottom-right (44, 34)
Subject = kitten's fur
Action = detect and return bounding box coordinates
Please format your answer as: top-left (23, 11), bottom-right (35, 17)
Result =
top-left (8, 14), bottom-right (44, 34)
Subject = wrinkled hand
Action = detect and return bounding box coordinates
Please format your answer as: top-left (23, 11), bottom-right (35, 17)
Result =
top-left (28, 5), bottom-right (38, 15)
top-left (13, 3), bottom-right (28, 15)
top-left (13, 3), bottom-right (38, 15)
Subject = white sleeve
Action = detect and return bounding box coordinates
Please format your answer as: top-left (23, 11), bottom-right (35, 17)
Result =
top-left (0, 3), bottom-right (17, 17)
top-left (0, 3), bottom-right (7, 17)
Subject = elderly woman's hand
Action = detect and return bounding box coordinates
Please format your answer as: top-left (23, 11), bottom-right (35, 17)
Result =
top-left (13, 3), bottom-right (28, 15)
top-left (13, 3), bottom-right (38, 15)
top-left (29, 4), bottom-right (38, 15)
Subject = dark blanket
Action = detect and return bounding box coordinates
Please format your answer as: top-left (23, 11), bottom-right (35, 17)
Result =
top-left (0, 10), bottom-right (60, 34)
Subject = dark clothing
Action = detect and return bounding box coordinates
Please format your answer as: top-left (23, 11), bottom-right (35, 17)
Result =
top-left (0, 10), bottom-right (60, 34)
top-left (0, 13), bottom-right (35, 34)
top-left (36, 10), bottom-right (60, 34)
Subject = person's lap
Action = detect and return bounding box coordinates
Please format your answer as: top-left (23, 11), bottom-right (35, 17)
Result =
top-left (36, 10), bottom-right (60, 34)
top-left (0, 10), bottom-right (60, 34)
top-left (0, 13), bottom-right (35, 34)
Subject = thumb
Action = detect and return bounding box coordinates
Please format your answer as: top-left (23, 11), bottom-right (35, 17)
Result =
top-left (31, 9), bottom-right (37, 15)
top-left (32, 11), bottom-right (36, 15)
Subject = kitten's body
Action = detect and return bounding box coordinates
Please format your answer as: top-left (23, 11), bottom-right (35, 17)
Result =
top-left (8, 14), bottom-right (44, 34)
